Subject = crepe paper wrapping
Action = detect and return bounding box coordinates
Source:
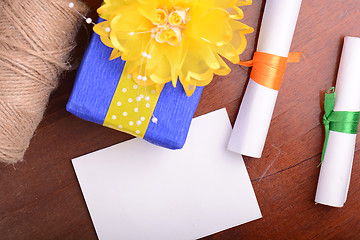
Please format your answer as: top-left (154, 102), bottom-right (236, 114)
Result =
top-left (227, 0), bottom-right (302, 158)
top-left (315, 36), bottom-right (360, 208)
top-left (320, 87), bottom-right (360, 164)
top-left (93, 0), bottom-right (253, 96)
top-left (67, 20), bottom-right (203, 149)
top-left (238, 52), bottom-right (301, 90)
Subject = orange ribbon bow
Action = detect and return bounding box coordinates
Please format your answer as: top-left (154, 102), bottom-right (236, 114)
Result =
top-left (239, 52), bottom-right (301, 91)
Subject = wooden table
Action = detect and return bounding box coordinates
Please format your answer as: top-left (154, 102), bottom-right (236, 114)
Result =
top-left (2, 0), bottom-right (360, 239)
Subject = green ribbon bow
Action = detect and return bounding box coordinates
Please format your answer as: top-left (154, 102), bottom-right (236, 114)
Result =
top-left (320, 87), bottom-right (360, 165)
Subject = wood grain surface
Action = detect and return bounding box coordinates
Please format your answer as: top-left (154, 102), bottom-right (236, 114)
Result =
top-left (1, 0), bottom-right (360, 239)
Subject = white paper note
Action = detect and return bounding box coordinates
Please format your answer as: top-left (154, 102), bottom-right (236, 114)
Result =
top-left (228, 0), bottom-right (302, 158)
top-left (315, 36), bottom-right (360, 207)
top-left (72, 108), bottom-right (262, 240)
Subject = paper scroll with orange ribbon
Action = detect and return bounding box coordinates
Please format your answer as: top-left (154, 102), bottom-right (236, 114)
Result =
top-left (228, 0), bottom-right (302, 158)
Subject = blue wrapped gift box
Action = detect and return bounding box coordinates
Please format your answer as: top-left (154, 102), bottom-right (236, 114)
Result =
top-left (67, 24), bottom-right (203, 149)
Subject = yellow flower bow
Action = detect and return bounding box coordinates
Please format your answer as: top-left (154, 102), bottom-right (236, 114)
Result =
top-left (94, 0), bottom-right (253, 96)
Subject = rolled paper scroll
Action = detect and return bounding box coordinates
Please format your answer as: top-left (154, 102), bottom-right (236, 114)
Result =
top-left (315, 36), bottom-right (360, 208)
top-left (227, 0), bottom-right (302, 158)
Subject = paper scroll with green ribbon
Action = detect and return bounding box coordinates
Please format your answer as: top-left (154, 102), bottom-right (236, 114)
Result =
top-left (315, 36), bottom-right (360, 208)
top-left (320, 87), bottom-right (360, 165)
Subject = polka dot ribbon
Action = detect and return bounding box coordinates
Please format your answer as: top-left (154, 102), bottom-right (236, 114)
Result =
top-left (103, 62), bottom-right (161, 138)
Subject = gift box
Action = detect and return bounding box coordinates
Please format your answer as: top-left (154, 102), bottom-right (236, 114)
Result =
top-left (67, 0), bottom-right (253, 150)
top-left (67, 21), bottom-right (203, 149)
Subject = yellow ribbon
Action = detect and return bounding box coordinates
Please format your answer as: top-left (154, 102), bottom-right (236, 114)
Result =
top-left (103, 62), bottom-right (161, 138)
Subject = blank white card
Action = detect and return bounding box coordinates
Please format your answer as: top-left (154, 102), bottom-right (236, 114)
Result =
top-left (72, 108), bottom-right (262, 240)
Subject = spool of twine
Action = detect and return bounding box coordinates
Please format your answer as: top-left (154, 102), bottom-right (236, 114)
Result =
top-left (0, 0), bottom-right (87, 164)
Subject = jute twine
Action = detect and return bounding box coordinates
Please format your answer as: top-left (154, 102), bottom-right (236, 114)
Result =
top-left (0, 0), bottom-right (87, 164)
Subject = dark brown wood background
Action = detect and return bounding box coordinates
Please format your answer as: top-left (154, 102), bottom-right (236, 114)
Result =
top-left (2, 0), bottom-right (360, 239)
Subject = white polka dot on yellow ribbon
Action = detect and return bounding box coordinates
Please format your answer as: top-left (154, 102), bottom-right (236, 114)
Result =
top-left (103, 63), bottom-right (161, 138)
